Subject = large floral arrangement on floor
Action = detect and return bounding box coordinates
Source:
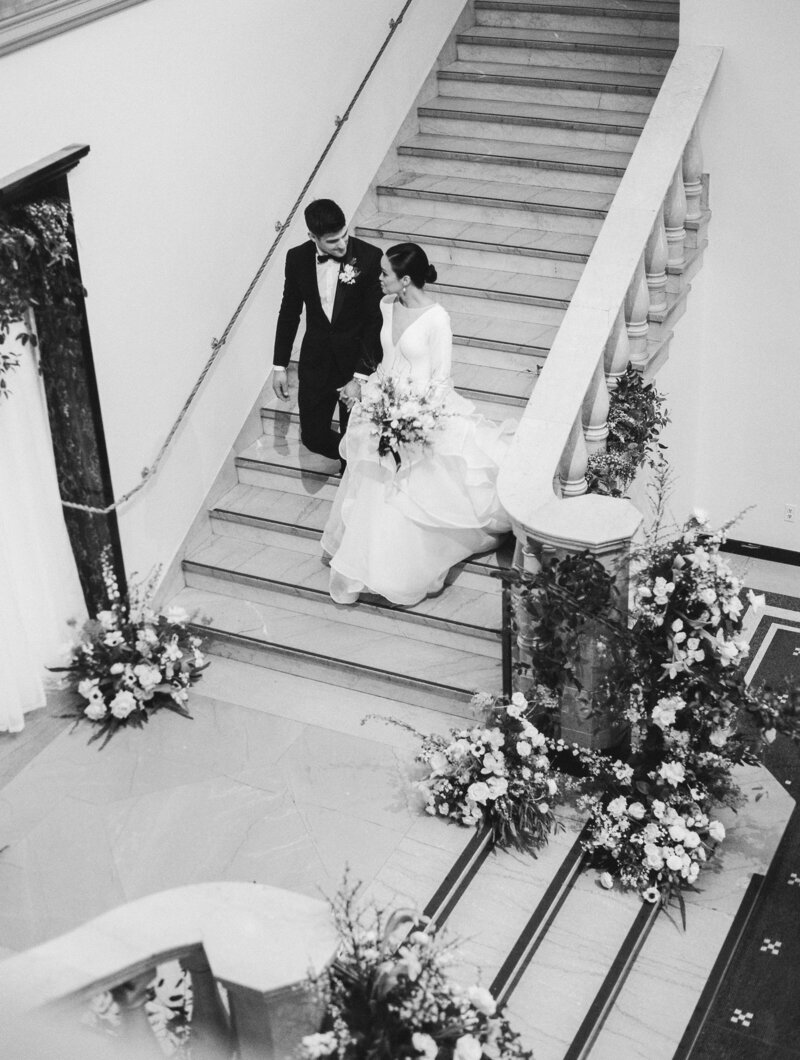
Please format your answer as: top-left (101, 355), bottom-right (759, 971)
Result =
top-left (301, 882), bottom-right (532, 1060)
top-left (56, 551), bottom-right (206, 745)
top-left (358, 372), bottom-right (448, 468)
top-left (412, 688), bottom-right (562, 855)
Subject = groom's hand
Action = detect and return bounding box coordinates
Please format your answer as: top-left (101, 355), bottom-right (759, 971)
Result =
top-left (338, 378), bottom-right (361, 410)
top-left (272, 366), bottom-right (290, 401)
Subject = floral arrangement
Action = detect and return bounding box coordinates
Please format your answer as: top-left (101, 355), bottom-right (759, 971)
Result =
top-left (586, 365), bottom-right (669, 497)
top-left (409, 688), bottom-right (561, 855)
top-left (56, 551), bottom-right (207, 745)
top-left (301, 881), bottom-right (532, 1059)
top-left (358, 372), bottom-right (448, 468)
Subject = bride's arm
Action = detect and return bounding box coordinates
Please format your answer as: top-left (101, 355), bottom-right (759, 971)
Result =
top-left (427, 309), bottom-right (453, 387)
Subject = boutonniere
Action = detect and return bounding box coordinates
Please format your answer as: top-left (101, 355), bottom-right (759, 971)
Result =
top-left (339, 257), bottom-right (360, 286)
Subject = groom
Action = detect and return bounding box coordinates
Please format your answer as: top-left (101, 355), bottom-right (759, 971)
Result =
top-left (271, 198), bottom-right (383, 465)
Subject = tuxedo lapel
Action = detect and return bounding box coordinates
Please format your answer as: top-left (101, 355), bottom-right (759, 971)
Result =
top-left (330, 238), bottom-right (353, 326)
top-left (303, 242), bottom-right (325, 318)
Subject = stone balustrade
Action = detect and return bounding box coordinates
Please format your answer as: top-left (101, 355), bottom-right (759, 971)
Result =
top-left (497, 45), bottom-right (723, 748)
top-left (0, 882), bottom-right (337, 1060)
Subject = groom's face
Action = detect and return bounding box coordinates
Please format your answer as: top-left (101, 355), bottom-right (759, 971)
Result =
top-left (311, 226), bottom-right (349, 261)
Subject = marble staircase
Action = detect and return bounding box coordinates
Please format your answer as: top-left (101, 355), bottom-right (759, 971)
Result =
top-left (169, 0), bottom-right (679, 714)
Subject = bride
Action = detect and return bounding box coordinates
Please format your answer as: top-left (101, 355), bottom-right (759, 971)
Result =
top-left (320, 243), bottom-right (517, 607)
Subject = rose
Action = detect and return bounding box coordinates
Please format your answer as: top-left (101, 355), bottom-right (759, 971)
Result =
top-left (110, 690), bottom-right (137, 720)
top-left (709, 726), bottom-right (732, 748)
top-left (481, 751), bottom-right (505, 775)
top-left (133, 663), bottom-right (161, 692)
top-left (411, 1033), bottom-right (438, 1060)
top-left (628, 802), bottom-right (646, 821)
top-left (428, 751), bottom-right (449, 774)
top-left (467, 781), bottom-right (490, 805)
top-left (668, 822), bottom-right (687, 843)
top-left (652, 696), bottom-right (682, 730)
top-left (708, 820), bottom-right (726, 842)
top-left (466, 984), bottom-right (496, 1016)
top-left (607, 796), bottom-right (627, 818)
top-left (453, 1035), bottom-right (482, 1060)
top-left (486, 776), bottom-right (508, 799)
top-left (97, 610), bottom-right (116, 629)
top-left (651, 800), bottom-right (666, 819)
top-left (666, 852), bottom-right (683, 871)
top-left (516, 740), bottom-right (532, 758)
top-left (84, 699), bottom-right (107, 722)
top-left (659, 761), bottom-right (685, 787)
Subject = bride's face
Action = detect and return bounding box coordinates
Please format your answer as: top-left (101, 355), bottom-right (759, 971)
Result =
top-left (380, 256), bottom-right (405, 297)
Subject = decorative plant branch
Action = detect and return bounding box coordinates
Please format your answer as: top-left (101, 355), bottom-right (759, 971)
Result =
top-left (586, 365), bottom-right (670, 497)
top-left (0, 198), bottom-right (83, 397)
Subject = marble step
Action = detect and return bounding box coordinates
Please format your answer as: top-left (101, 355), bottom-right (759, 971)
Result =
top-left (456, 27), bottom-right (675, 74)
top-left (436, 286), bottom-right (566, 328)
top-left (474, 3), bottom-right (678, 39)
top-left (174, 585), bottom-right (501, 713)
top-left (355, 211), bottom-right (593, 273)
top-left (397, 133), bottom-right (626, 192)
top-left (438, 60), bottom-right (663, 111)
top-left (377, 173), bottom-right (609, 235)
top-left (450, 307), bottom-right (558, 357)
top-left (418, 97), bottom-right (643, 151)
top-left (502, 874), bottom-right (644, 1059)
top-left (209, 482), bottom-right (517, 575)
top-left (260, 389), bottom-right (521, 428)
top-left (431, 260), bottom-right (577, 309)
top-left (473, 0), bottom-right (678, 13)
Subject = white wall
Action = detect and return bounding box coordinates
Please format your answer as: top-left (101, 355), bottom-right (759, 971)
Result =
top-left (658, 1), bottom-right (800, 551)
top-left (0, 0), bottom-right (467, 576)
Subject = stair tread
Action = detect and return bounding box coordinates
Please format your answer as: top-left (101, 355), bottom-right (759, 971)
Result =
top-left (381, 171), bottom-right (614, 215)
top-left (421, 94), bottom-right (648, 130)
top-left (458, 24), bottom-right (676, 52)
top-left (174, 586), bottom-right (502, 693)
top-left (185, 534), bottom-right (502, 632)
top-left (475, 0), bottom-right (678, 14)
top-left (440, 58), bottom-right (665, 90)
top-left (400, 131), bottom-right (634, 169)
top-left (433, 261), bottom-right (577, 303)
top-left (357, 210), bottom-right (595, 260)
top-left (260, 386), bottom-right (521, 425)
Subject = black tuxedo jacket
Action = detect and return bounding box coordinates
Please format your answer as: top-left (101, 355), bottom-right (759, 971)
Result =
top-left (273, 236), bottom-right (383, 387)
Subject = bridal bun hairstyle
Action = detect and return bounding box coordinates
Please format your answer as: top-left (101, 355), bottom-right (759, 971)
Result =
top-left (386, 242), bottom-right (437, 288)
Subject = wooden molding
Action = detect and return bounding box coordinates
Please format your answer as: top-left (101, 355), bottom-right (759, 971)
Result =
top-left (0, 0), bottom-right (153, 58)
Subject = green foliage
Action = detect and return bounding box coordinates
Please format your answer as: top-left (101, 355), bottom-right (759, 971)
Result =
top-left (587, 365), bottom-right (670, 497)
top-left (0, 198), bottom-right (83, 397)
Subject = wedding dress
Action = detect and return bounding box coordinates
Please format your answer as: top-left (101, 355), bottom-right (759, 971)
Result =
top-left (320, 296), bottom-right (516, 606)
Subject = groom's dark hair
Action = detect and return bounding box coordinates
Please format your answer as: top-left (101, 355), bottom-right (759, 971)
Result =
top-left (305, 199), bottom-right (346, 238)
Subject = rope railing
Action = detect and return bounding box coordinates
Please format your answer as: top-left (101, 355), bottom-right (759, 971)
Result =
top-left (63, 0), bottom-right (416, 517)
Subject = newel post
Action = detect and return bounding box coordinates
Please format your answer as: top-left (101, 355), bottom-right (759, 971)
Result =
top-left (511, 496), bottom-right (642, 750)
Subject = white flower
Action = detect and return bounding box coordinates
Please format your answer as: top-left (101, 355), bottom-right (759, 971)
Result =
top-left (699, 587), bottom-right (717, 607)
top-left (301, 1032), bottom-right (337, 1058)
top-left (683, 830), bottom-right (701, 849)
top-left (668, 822), bottom-right (687, 843)
top-left (78, 677), bottom-right (100, 700)
top-left (110, 690), bottom-right (137, 720)
top-left (486, 776), bottom-right (509, 799)
top-left (411, 1032), bottom-right (438, 1060)
top-left (671, 618), bottom-right (684, 633)
top-left (428, 751), bottom-right (449, 774)
top-left (97, 609), bottom-right (117, 629)
top-left (453, 1035), bottom-right (482, 1060)
top-left (693, 507), bottom-right (709, 525)
top-left (666, 852), bottom-right (683, 871)
top-left (165, 605), bottom-right (189, 626)
top-left (747, 590), bottom-right (766, 614)
top-left (133, 663), bottom-right (161, 692)
top-left (764, 727), bottom-right (777, 744)
top-left (516, 740), bottom-right (532, 758)
top-left (709, 726), bottom-right (732, 748)
top-left (708, 820), bottom-right (726, 842)
top-left (537, 802), bottom-right (549, 815)
top-left (645, 849), bottom-right (665, 870)
top-left (659, 761), bottom-right (685, 787)
top-left (642, 885), bottom-right (661, 903)
top-left (104, 630), bottom-right (125, 648)
top-left (652, 696), bottom-right (682, 731)
top-left (599, 872), bottom-right (614, 889)
top-left (84, 699), bottom-right (107, 722)
top-left (547, 777), bottom-right (559, 796)
top-left (467, 781), bottom-right (490, 805)
top-left (652, 577), bottom-right (674, 605)
top-left (607, 796), bottom-right (628, 818)
top-left (466, 984), bottom-right (496, 1016)
top-left (652, 800), bottom-right (666, 819)
top-left (481, 751), bottom-right (505, 775)
top-left (628, 802), bottom-right (646, 821)
top-left (162, 636), bottom-right (183, 662)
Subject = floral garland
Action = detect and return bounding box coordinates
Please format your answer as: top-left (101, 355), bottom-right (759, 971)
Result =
top-left (301, 881), bottom-right (532, 1059)
top-left (586, 365), bottom-right (669, 497)
top-left (55, 551), bottom-right (207, 746)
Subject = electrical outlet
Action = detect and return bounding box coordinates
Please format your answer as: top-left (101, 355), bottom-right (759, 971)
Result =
top-left (785, 504), bottom-right (798, 523)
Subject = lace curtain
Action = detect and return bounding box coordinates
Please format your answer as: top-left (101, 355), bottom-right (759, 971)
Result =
top-left (0, 332), bottom-right (86, 732)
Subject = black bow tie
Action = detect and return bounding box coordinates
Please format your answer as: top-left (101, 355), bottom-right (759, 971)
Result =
top-left (317, 253), bottom-right (343, 264)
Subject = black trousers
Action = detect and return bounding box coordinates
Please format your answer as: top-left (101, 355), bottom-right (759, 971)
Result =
top-left (298, 372), bottom-right (351, 462)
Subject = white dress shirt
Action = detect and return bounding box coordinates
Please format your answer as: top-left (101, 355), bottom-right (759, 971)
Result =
top-left (316, 256), bottom-right (340, 322)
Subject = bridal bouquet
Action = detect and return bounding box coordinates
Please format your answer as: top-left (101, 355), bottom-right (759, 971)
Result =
top-left (301, 880), bottom-right (532, 1059)
top-left (358, 372), bottom-right (448, 467)
top-left (56, 550), bottom-right (207, 745)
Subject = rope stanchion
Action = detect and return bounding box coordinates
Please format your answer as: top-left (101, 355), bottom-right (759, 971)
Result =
top-left (64, 1), bottom-right (415, 517)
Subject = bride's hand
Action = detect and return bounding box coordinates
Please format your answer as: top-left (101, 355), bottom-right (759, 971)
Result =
top-left (338, 378), bottom-right (362, 410)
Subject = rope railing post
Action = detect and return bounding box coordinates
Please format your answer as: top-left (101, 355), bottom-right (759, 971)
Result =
top-left (61, 0), bottom-right (416, 518)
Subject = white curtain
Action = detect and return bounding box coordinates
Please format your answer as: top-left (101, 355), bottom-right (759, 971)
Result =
top-left (0, 331), bottom-right (87, 732)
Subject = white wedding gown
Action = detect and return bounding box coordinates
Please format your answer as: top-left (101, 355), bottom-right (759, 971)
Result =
top-left (320, 296), bottom-right (517, 606)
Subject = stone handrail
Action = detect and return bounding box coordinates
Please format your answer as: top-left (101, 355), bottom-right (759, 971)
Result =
top-left (0, 881), bottom-right (338, 1060)
top-left (497, 45), bottom-right (723, 559)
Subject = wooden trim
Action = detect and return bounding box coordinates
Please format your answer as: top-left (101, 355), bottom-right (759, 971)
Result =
top-left (722, 539), bottom-right (800, 568)
top-left (0, 0), bottom-right (152, 58)
top-left (0, 144), bottom-right (89, 203)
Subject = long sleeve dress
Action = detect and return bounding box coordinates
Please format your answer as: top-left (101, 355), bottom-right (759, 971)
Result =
top-left (320, 296), bottom-right (517, 606)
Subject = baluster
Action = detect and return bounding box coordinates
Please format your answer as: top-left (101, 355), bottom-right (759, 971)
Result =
top-left (559, 414), bottom-right (588, 497)
top-left (111, 970), bottom-right (163, 1059)
top-left (644, 206), bottom-right (668, 319)
top-left (582, 356), bottom-right (609, 455)
top-left (624, 253), bottom-right (649, 368)
top-left (182, 949), bottom-right (232, 1060)
top-left (664, 163), bottom-right (687, 272)
top-left (683, 122), bottom-right (704, 223)
top-left (604, 306), bottom-right (630, 391)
